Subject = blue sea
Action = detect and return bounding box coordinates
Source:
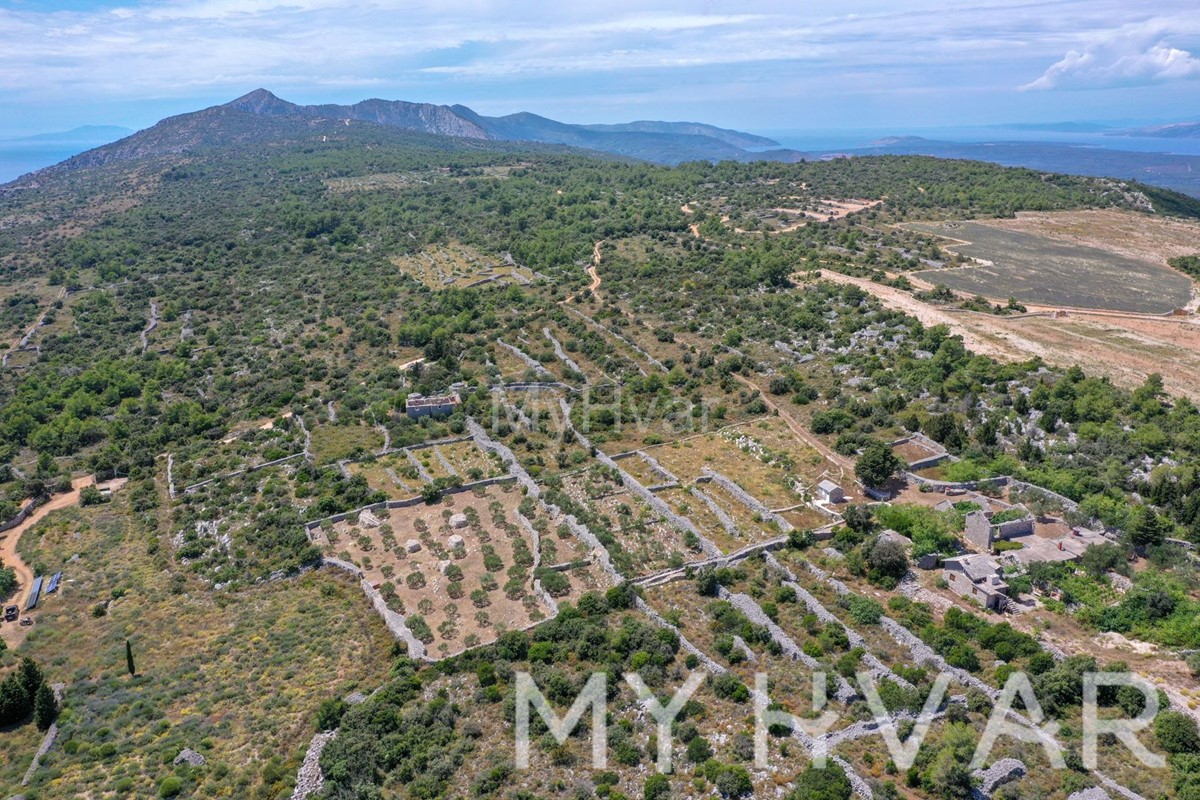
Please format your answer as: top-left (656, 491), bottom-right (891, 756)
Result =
top-left (0, 142), bottom-right (88, 184)
top-left (755, 125), bottom-right (1200, 157)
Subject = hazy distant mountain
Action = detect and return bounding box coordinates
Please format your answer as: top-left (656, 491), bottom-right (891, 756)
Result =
top-left (2, 125), bottom-right (134, 144)
top-left (225, 89), bottom-right (491, 139)
top-left (448, 106), bottom-right (759, 162)
top-left (993, 121), bottom-right (1114, 133)
top-left (1110, 122), bottom-right (1200, 139)
top-left (831, 137), bottom-right (1200, 197)
top-left (577, 120), bottom-right (778, 149)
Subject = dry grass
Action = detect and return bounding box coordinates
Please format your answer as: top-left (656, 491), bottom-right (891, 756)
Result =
top-left (5, 495), bottom-right (393, 798)
top-left (308, 424), bottom-right (384, 465)
top-left (345, 457), bottom-right (423, 499)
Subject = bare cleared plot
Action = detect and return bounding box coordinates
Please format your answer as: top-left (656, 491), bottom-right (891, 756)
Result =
top-left (391, 241), bottom-right (533, 290)
top-left (907, 220), bottom-right (1193, 313)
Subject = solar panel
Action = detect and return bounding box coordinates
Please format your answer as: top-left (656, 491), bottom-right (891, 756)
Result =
top-left (45, 572), bottom-right (62, 594)
top-left (24, 576), bottom-right (43, 611)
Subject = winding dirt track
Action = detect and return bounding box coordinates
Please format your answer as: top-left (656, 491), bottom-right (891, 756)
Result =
top-left (733, 373), bottom-right (852, 481)
top-left (0, 476), bottom-right (126, 648)
top-left (810, 270), bottom-right (1200, 401)
top-left (565, 240), bottom-right (604, 304)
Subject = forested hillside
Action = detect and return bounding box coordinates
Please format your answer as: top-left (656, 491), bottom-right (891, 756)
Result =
top-left (1, 119), bottom-right (1199, 799)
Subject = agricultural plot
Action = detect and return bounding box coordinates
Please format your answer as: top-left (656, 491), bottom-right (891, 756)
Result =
top-left (437, 440), bottom-right (506, 481)
top-left (611, 451), bottom-right (671, 486)
top-left (647, 421), bottom-right (824, 508)
top-left (906, 221), bottom-right (1193, 313)
top-left (656, 485), bottom-right (741, 553)
top-left (542, 321), bottom-right (608, 383)
top-left (524, 506), bottom-right (612, 604)
top-left (408, 444), bottom-right (458, 481)
top-left (693, 481), bottom-right (787, 546)
top-left (559, 472), bottom-right (699, 576)
top-left (392, 242), bottom-right (533, 291)
top-left (345, 456), bottom-right (423, 499)
top-left (779, 505), bottom-right (833, 530)
top-left (770, 550), bottom-right (921, 673)
top-left (314, 484), bottom-right (549, 659)
top-left (307, 423), bottom-right (384, 465)
top-left (892, 437), bottom-right (944, 466)
top-left (641, 573), bottom-right (838, 732)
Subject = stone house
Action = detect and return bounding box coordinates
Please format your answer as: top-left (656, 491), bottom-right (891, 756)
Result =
top-left (943, 554), bottom-right (1008, 610)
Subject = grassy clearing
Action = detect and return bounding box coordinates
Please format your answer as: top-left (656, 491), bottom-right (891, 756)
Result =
top-left (437, 441), bottom-right (505, 481)
top-left (308, 424), bottom-right (384, 465)
top-left (345, 458), bottom-right (422, 499)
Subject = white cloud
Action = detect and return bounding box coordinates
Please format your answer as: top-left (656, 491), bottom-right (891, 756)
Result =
top-left (1022, 19), bottom-right (1200, 90)
top-left (2, 0), bottom-right (1200, 132)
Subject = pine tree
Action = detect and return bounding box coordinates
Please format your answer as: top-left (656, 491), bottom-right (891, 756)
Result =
top-left (33, 682), bottom-right (57, 731)
top-left (126, 639), bottom-right (136, 676)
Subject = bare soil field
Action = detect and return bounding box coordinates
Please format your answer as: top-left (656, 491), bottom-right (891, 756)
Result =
top-left (906, 220), bottom-right (1193, 313)
top-left (315, 484), bottom-right (549, 659)
top-left (986, 209), bottom-right (1200, 266)
top-left (892, 438), bottom-right (943, 465)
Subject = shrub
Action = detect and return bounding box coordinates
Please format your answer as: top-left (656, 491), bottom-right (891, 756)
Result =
top-left (788, 762), bottom-right (852, 800)
top-left (848, 596), bottom-right (884, 626)
top-left (714, 765), bottom-right (753, 799)
top-left (1156, 711), bottom-right (1200, 754)
top-left (158, 776), bottom-right (184, 798)
top-left (644, 773), bottom-right (671, 800)
top-left (315, 698), bottom-right (348, 731)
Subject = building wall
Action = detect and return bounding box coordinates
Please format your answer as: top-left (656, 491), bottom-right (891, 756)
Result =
top-left (407, 402), bottom-right (457, 419)
top-left (964, 512), bottom-right (994, 551)
top-left (992, 516), bottom-right (1034, 540)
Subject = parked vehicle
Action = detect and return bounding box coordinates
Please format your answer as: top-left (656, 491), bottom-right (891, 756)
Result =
top-left (4, 605), bottom-right (18, 621)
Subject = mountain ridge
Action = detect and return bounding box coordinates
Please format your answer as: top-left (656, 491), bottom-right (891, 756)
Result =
top-left (33, 89), bottom-right (784, 174)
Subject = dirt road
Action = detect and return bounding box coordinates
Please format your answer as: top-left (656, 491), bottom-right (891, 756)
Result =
top-left (811, 270), bottom-right (1200, 402)
top-left (564, 240), bottom-right (604, 304)
top-left (733, 373), bottom-right (853, 481)
top-left (812, 270), bottom-right (1044, 361)
top-left (0, 475), bottom-right (126, 648)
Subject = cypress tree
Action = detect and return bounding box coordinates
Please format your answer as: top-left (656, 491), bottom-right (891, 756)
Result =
top-left (33, 683), bottom-right (57, 731)
top-left (126, 639), bottom-right (136, 676)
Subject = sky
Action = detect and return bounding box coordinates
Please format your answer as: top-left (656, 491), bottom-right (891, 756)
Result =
top-left (1, 0), bottom-right (1199, 138)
